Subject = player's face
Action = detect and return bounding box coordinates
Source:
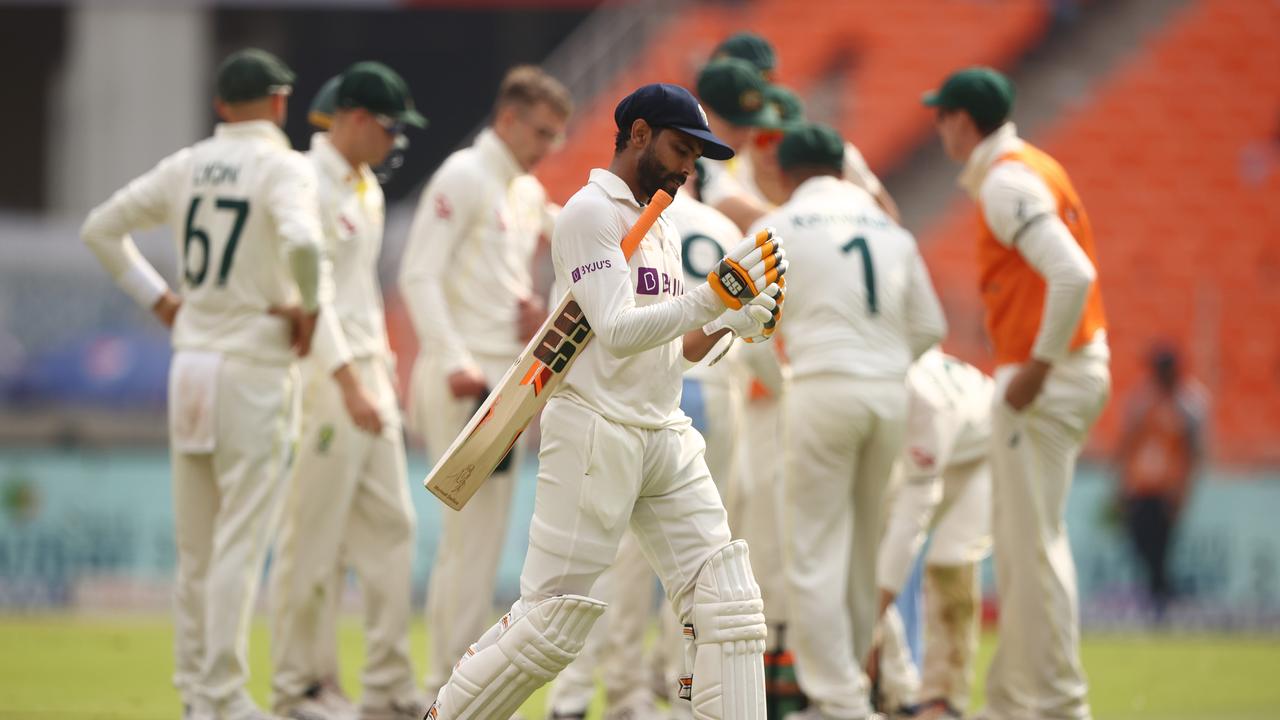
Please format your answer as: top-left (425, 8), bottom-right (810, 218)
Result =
top-left (934, 108), bottom-right (970, 162)
top-left (637, 128), bottom-right (701, 198)
top-left (507, 101), bottom-right (568, 171)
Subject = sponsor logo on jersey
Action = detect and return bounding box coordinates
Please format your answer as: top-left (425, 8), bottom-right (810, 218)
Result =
top-left (570, 259), bottom-right (611, 283)
top-left (434, 193), bottom-right (453, 220)
top-left (637, 267), bottom-right (684, 296)
top-left (317, 425), bottom-right (334, 453)
top-left (909, 446), bottom-right (936, 469)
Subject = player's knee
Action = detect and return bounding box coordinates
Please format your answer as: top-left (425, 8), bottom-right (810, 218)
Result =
top-left (691, 540), bottom-right (767, 647)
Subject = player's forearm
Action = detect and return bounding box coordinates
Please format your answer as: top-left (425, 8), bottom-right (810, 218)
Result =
top-left (81, 204), bottom-right (169, 310)
top-left (589, 283), bottom-right (724, 358)
top-left (682, 327), bottom-right (732, 363)
top-left (1022, 217), bottom-right (1095, 362)
top-left (287, 243), bottom-right (321, 312)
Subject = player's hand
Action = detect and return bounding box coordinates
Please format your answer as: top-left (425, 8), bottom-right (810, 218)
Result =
top-left (1004, 358), bottom-right (1051, 411)
top-left (703, 282), bottom-right (782, 343)
top-left (516, 295), bottom-right (547, 343)
top-left (447, 367), bottom-right (488, 399)
top-left (707, 227), bottom-right (788, 310)
top-left (269, 305), bottom-right (320, 357)
top-left (151, 291), bottom-right (181, 329)
top-left (342, 381), bottom-right (384, 435)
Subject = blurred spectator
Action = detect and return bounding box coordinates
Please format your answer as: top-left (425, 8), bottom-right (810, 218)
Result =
top-left (1114, 346), bottom-right (1208, 620)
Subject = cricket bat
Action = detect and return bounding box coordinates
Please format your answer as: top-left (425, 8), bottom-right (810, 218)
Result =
top-left (425, 189), bottom-right (674, 510)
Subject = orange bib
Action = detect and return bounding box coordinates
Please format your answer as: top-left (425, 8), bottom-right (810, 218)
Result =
top-left (976, 144), bottom-right (1107, 365)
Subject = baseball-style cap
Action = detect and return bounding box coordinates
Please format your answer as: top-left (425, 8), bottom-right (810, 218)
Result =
top-left (922, 67), bottom-right (1015, 129)
top-left (712, 32), bottom-right (777, 74)
top-left (308, 74), bottom-right (341, 129)
top-left (764, 84), bottom-right (805, 127)
top-left (777, 122), bottom-right (845, 172)
top-left (216, 48), bottom-right (295, 103)
top-left (696, 58), bottom-right (782, 130)
top-left (336, 61), bottom-right (428, 129)
top-left (614, 83), bottom-right (735, 161)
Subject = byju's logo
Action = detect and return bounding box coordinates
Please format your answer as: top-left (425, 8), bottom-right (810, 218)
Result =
top-left (637, 267), bottom-right (660, 295)
top-left (571, 259), bottom-right (611, 283)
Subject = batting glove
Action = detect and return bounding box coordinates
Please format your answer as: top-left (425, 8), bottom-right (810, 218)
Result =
top-left (707, 227), bottom-right (788, 310)
top-left (704, 282), bottom-right (783, 343)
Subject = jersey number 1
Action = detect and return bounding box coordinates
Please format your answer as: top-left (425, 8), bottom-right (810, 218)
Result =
top-left (841, 235), bottom-right (878, 315)
top-left (184, 196), bottom-right (249, 287)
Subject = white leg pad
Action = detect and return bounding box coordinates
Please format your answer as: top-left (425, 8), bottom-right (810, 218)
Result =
top-left (689, 540), bottom-right (768, 720)
top-left (429, 594), bottom-right (607, 720)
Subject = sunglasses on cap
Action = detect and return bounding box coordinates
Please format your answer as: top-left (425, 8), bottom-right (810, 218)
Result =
top-left (374, 114), bottom-right (407, 137)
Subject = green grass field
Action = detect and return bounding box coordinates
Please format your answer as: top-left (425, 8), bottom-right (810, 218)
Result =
top-left (1, 616), bottom-right (1278, 719)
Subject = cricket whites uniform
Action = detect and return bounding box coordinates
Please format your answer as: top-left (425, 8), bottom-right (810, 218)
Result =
top-left (268, 132), bottom-right (418, 712)
top-left (963, 123), bottom-right (1109, 720)
top-left (81, 120), bottom-right (324, 719)
top-left (761, 175), bottom-right (946, 720)
top-left (546, 191), bottom-right (746, 718)
top-left (876, 349), bottom-right (994, 714)
top-left (430, 168), bottom-right (769, 720)
top-left (399, 128), bottom-right (552, 695)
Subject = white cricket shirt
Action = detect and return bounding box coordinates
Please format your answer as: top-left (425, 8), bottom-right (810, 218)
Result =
top-left (399, 128), bottom-right (552, 372)
top-left (551, 169), bottom-right (723, 428)
top-left (902, 348), bottom-right (993, 478)
top-left (307, 133), bottom-right (392, 375)
top-left (81, 120), bottom-right (323, 366)
top-left (753, 175), bottom-right (946, 381)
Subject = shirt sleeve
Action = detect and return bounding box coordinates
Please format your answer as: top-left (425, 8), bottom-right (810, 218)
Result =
top-left (267, 152), bottom-right (324, 311)
top-left (842, 142), bottom-right (884, 197)
top-left (904, 243), bottom-right (948, 360)
top-left (80, 149), bottom-right (188, 309)
top-left (981, 164), bottom-right (1095, 362)
top-left (554, 199), bottom-right (723, 358)
top-left (398, 159), bottom-right (482, 374)
top-left (308, 239), bottom-right (355, 374)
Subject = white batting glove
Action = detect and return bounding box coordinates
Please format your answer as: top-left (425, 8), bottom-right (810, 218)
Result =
top-left (704, 282), bottom-right (783, 343)
top-left (707, 227), bottom-right (788, 310)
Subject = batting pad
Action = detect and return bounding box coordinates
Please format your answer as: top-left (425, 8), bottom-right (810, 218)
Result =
top-left (689, 540), bottom-right (768, 720)
top-left (430, 594), bottom-right (607, 720)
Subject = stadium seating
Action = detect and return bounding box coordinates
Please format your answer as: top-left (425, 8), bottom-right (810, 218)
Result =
top-left (921, 0), bottom-right (1280, 463)
top-left (535, 0), bottom-right (1051, 202)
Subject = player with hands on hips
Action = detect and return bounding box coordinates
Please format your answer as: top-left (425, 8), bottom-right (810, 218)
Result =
top-left (81, 49), bottom-right (326, 720)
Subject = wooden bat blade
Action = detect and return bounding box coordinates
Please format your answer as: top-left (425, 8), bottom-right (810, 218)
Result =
top-left (424, 189), bottom-right (674, 510)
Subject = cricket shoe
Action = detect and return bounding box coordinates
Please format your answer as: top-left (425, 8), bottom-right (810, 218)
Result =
top-left (360, 692), bottom-right (432, 720)
top-left (277, 681), bottom-right (354, 720)
top-left (547, 711), bottom-right (586, 719)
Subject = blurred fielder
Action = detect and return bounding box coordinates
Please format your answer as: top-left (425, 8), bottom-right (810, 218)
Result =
top-left (926, 67), bottom-right (1110, 720)
top-left (81, 49), bottom-right (323, 720)
top-left (428, 82), bottom-right (785, 720)
top-left (398, 65), bottom-right (571, 700)
top-left (872, 349), bottom-right (994, 719)
top-left (757, 123), bottom-right (946, 720)
top-left (267, 62), bottom-right (428, 720)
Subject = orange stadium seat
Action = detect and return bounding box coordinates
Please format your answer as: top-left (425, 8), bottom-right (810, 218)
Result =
top-left (536, 0), bottom-right (1051, 203)
top-left (921, 0), bottom-right (1280, 463)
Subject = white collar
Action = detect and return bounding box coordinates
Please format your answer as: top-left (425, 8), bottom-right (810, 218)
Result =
top-left (214, 120), bottom-right (291, 149)
top-left (588, 168), bottom-right (646, 208)
top-left (789, 174), bottom-right (851, 202)
top-left (958, 122), bottom-right (1022, 197)
top-left (476, 127), bottom-right (525, 184)
top-left (309, 132), bottom-right (368, 188)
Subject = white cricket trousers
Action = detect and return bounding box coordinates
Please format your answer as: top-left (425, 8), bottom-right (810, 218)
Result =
top-left (170, 354), bottom-right (296, 716)
top-left (738, 395), bottom-right (788, 647)
top-left (983, 353), bottom-right (1109, 720)
top-left (269, 356), bottom-right (417, 707)
top-left (547, 374), bottom-right (743, 714)
top-left (783, 375), bottom-right (907, 720)
top-left (412, 352), bottom-right (526, 694)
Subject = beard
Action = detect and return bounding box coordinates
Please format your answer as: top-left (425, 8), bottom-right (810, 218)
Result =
top-left (637, 142), bottom-right (688, 199)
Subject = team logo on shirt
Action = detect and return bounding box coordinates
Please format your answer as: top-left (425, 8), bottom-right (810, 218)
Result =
top-left (317, 425), bottom-right (335, 454)
top-left (908, 446), bottom-right (936, 469)
top-left (434, 194), bottom-right (453, 220)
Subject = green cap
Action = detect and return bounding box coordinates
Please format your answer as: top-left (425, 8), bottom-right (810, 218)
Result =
top-left (764, 84), bottom-right (805, 128)
top-left (216, 48), bottom-right (295, 103)
top-left (696, 58), bottom-right (781, 129)
top-left (308, 74), bottom-right (341, 130)
top-left (777, 122), bottom-right (845, 172)
top-left (922, 66), bottom-right (1014, 129)
top-left (336, 61), bottom-right (428, 129)
top-left (712, 32), bottom-right (777, 74)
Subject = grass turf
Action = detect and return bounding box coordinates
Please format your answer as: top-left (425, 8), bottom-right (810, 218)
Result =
top-left (0, 616), bottom-right (1277, 719)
